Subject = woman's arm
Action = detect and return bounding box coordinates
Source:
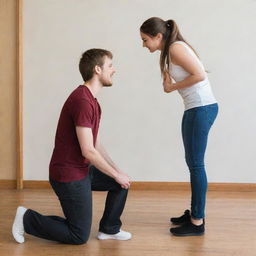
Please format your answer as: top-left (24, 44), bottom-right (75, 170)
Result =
top-left (163, 43), bottom-right (206, 93)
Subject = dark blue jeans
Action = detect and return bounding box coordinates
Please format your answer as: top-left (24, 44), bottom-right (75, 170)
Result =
top-left (182, 103), bottom-right (218, 219)
top-left (23, 166), bottom-right (128, 244)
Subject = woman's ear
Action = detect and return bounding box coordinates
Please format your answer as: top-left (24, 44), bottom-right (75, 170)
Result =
top-left (156, 33), bottom-right (163, 41)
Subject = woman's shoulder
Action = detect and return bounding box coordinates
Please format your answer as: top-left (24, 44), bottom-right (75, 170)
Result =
top-left (170, 41), bottom-right (189, 50)
top-left (169, 41), bottom-right (189, 57)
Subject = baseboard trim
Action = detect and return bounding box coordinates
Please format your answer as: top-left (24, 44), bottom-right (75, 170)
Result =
top-left (131, 182), bottom-right (256, 192)
top-left (131, 182), bottom-right (190, 191)
top-left (1, 180), bottom-right (255, 192)
top-left (23, 180), bottom-right (51, 189)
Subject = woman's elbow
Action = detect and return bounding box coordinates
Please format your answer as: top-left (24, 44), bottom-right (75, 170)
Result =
top-left (196, 73), bottom-right (206, 82)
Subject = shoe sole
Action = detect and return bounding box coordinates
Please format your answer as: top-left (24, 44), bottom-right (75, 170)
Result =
top-left (12, 208), bottom-right (25, 243)
top-left (98, 236), bottom-right (131, 241)
top-left (97, 232), bottom-right (132, 241)
top-left (171, 232), bottom-right (204, 237)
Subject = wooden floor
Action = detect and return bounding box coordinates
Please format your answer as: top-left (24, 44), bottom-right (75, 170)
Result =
top-left (0, 188), bottom-right (255, 256)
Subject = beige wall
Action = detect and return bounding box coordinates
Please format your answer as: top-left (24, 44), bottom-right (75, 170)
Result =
top-left (0, 0), bottom-right (17, 179)
top-left (23, 0), bottom-right (256, 183)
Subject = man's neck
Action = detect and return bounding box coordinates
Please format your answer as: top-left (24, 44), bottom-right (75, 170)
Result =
top-left (83, 79), bottom-right (102, 98)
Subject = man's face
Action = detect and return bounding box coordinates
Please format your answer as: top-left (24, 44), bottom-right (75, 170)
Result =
top-left (99, 57), bottom-right (116, 87)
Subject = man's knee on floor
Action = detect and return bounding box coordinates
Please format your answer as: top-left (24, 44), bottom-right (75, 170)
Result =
top-left (69, 231), bottom-right (90, 245)
top-left (71, 237), bottom-right (88, 245)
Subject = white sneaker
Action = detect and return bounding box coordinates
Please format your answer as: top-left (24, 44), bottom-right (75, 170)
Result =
top-left (97, 230), bottom-right (132, 241)
top-left (12, 206), bottom-right (27, 243)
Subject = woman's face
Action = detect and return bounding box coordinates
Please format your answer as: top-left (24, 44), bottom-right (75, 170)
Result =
top-left (140, 32), bottom-right (163, 52)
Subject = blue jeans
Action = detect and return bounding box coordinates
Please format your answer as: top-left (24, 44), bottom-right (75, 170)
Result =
top-left (182, 103), bottom-right (218, 219)
top-left (23, 166), bottom-right (128, 244)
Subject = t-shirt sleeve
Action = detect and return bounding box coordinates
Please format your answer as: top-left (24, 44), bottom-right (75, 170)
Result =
top-left (71, 99), bottom-right (94, 128)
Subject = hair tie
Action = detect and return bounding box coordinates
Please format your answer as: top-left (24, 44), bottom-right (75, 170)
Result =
top-left (166, 22), bottom-right (170, 28)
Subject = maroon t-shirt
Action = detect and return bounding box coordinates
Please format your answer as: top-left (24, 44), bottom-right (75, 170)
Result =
top-left (49, 85), bottom-right (101, 182)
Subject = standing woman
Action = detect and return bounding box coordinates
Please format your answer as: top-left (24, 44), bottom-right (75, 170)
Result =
top-left (140, 17), bottom-right (218, 236)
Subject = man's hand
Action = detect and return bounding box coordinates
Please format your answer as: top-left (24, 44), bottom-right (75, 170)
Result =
top-left (114, 172), bottom-right (131, 189)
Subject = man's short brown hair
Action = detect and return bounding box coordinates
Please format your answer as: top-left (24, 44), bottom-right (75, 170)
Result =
top-left (79, 48), bottom-right (113, 82)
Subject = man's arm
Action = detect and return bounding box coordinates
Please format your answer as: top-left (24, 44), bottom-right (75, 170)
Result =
top-left (76, 126), bottom-right (131, 189)
top-left (95, 135), bottom-right (124, 174)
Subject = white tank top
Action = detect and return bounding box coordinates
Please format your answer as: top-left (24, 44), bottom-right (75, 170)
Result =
top-left (169, 41), bottom-right (217, 110)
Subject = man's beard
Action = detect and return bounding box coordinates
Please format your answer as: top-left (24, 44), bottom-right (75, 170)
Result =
top-left (103, 82), bottom-right (112, 87)
top-left (101, 77), bottom-right (113, 87)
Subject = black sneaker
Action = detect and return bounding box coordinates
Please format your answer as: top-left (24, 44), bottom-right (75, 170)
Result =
top-left (170, 209), bottom-right (191, 225)
top-left (170, 222), bottom-right (205, 236)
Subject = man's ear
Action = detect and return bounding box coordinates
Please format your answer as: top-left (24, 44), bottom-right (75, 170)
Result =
top-left (94, 65), bottom-right (102, 75)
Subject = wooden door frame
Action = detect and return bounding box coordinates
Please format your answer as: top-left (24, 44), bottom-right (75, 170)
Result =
top-left (16, 0), bottom-right (23, 189)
